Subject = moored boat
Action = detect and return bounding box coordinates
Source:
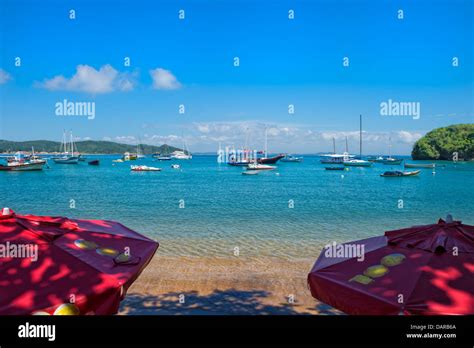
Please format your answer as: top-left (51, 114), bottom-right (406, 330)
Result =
top-left (88, 160), bottom-right (100, 165)
top-left (320, 154), bottom-right (351, 164)
top-left (404, 163), bottom-right (435, 169)
top-left (229, 162), bottom-right (250, 166)
top-left (53, 157), bottom-right (79, 164)
top-left (130, 165), bottom-right (161, 172)
top-left (122, 152), bottom-right (137, 161)
top-left (170, 150), bottom-right (192, 160)
top-left (375, 137), bottom-right (403, 165)
top-left (52, 131), bottom-right (80, 164)
top-left (0, 161), bottom-right (45, 171)
top-left (343, 115), bottom-right (372, 167)
top-left (380, 158), bottom-right (403, 165)
top-left (380, 170), bottom-right (420, 177)
top-left (343, 159), bottom-right (372, 167)
top-left (258, 154), bottom-right (284, 164)
top-left (281, 155), bottom-right (303, 163)
top-left (325, 166), bottom-right (344, 171)
top-left (257, 127), bottom-right (284, 164)
top-left (171, 131), bottom-right (192, 160)
top-left (0, 152), bottom-right (45, 171)
top-left (320, 137), bottom-right (352, 164)
top-left (247, 163), bottom-right (276, 171)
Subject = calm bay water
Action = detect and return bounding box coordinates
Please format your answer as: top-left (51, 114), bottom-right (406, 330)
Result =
top-left (1, 155), bottom-right (473, 260)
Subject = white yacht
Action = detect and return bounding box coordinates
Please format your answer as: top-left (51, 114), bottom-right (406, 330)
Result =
top-left (170, 150), bottom-right (192, 160)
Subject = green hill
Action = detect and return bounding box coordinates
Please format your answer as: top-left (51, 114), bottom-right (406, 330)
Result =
top-left (412, 124), bottom-right (474, 160)
top-left (0, 140), bottom-right (183, 155)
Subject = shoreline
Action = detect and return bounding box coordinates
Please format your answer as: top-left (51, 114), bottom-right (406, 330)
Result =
top-left (119, 255), bottom-right (342, 315)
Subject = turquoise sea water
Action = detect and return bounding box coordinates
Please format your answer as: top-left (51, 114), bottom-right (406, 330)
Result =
top-left (1, 155), bottom-right (473, 260)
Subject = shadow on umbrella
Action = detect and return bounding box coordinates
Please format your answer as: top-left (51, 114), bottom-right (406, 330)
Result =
top-left (0, 208), bottom-right (159, 315)
top-left (308, 216), bottom-right (474, 315)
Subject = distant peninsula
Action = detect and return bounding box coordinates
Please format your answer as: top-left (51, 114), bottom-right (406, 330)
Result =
top-left (0, 140), bottom-right (183, 155)
top-left (412, 124), bottom-right (474, 161)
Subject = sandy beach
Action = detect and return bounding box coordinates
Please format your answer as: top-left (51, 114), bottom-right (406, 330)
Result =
top-left (119, 255), bottom-right (342, 315)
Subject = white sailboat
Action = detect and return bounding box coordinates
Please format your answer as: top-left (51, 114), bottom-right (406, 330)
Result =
top-left (136, 137), bottom-right (145, 159)
top-left (344, 115), bottom-right (372, 167)
top-left (52, 131), bottom-right (80, 164)
top-left (320, 137), bottom-right (354, 164)
top-left (171, 132), bottom-right (192, 160)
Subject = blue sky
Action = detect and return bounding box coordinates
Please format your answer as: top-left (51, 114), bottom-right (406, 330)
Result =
top-left (0, 0), bottom-right (473, 154)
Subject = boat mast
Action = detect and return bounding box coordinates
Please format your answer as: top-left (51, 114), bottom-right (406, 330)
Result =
top-left (388, 136), bottom-right (391, 159)
top-left (359, 114), bottom-right (362, 159)
top-left (62, 130), bottom-right (67, 154)
top-left (333, 137), bottom-right (336, 154)
top-left (70, 131), bottom-right (75, 157)
top-left (345, 136), bottom-right (348, 153)
top-left (182, 130), bottom-right (188, 155)
top-left (264, 126), bottom-right (268, 158)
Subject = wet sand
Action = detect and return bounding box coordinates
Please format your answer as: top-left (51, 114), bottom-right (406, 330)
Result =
top-left (119, 255), bottom-right (342, 315)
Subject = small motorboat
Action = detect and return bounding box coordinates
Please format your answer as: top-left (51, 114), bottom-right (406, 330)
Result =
top-left (281, 155), bottom-right (303, 163)
top-left (171, 164), bottom-right (180, 169)
top-left (130, 165), bottom-right (161, 172)
top-left (380, 170), bottom-right (420, 177)
top-left (242, 170), bottom-right (259, 175)
top-left (404, 163), bottom-right (435, 169)
top-left (0, 152), bottom-right (46, 171)
top-left (0, 161), bottom-right (45, 171)
top-left (113, 159), bottom-right (124, 163)
top-left (88, 160), bottom-right (100, 165)
top-left (156, 156), bottom-right (172, 161)
top-left (325, 167), bottom-right (344, 171)
top-left (247, 163), bottom-right (276, 171)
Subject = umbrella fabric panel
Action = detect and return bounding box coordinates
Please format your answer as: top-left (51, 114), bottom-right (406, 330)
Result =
top-left (405, 253), bottom-right (474, 315)
top-left (0, 243), bottom-right (120, 315)
top-left (69, 218), bottom-right (156, 242)
top-left (308, 245), bottom-right (432, 315)
top-left (386, 220), bottom-right (474, 253)
top-left (310, 236), bottom-right (387, 273)
top-left (0, 210), bottom-right (159, 315)
top-left (0, 215), bottom-right (50, 245)
top-left (54, 230), bottom-right (158, 282)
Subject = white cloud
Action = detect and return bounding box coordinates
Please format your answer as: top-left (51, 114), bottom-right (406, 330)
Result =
top-left (150, 68), bottom-right (181, 90)
top-left (36, 64), bottom-right (136, 94)
top-left (102, 123), bottom-right (426, 154)
top-left (114, 135), bottom-right (137, 144)
top-left (188, 121), bottom-right (426, 153)
top-left (396, 130), bottom-right (422, 144)
top-left (0, 69), bottom-right (11, 84)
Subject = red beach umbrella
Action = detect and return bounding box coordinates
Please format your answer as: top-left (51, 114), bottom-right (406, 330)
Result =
top-left (308, 216), bottom-right (474, 315)
top-left (0, 208), bottom-right (159, 315)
